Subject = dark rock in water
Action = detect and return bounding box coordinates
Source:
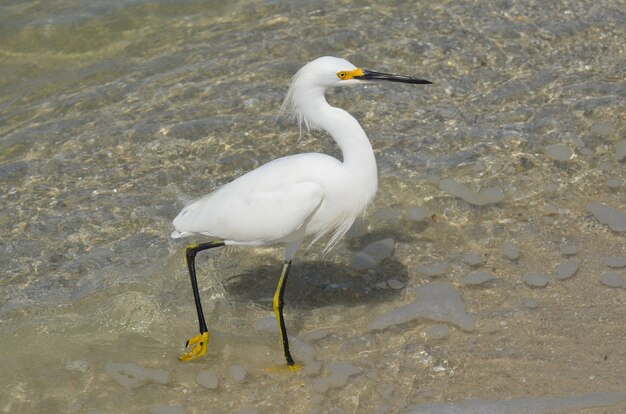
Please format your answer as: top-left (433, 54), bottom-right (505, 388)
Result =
top-left (426, 325), bottom-right (450, 340)
top-left (440, 178), bottom-right (504, 206)
top-left (524, 273), bottom-right (550, 287)
top-left (590, 120), bottom-right (612, 137)
top-left (546, 144), bottom-right (573, 161)
top-left (587, 202), bottom-right (626, 232)
top-left (501, 241), bottom-right (520, 260)
top-left (600, 272), bottom-right (626, 289)
top-left (0, 161), bottom-right (28, 180)
top-left (604, 257), bottom-right (626, 268)
top-left (406, 205), bottom-right (429, 222)
top-left (105, 361), bottom-right (170, 391)
top-left (555, 260), bottom-right (580, 280)
top-left (349, 238), bottom-right (395, 269)
top-left (463, 253), bottom-right (483, 266)
top-left (196, 370), bottom-right (219, 389)
top-left (418, 262), bottom-right (449, 277)
top-left (462, 271), bottom-right (496, 286)
top-left (560, 243), bottom-right (579, 256)
top-left (368, 283), bottom-right (475, 332)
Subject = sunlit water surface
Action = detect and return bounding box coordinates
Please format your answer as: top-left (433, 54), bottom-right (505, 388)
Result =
top-left (1, 0), bottom-right (625, 413)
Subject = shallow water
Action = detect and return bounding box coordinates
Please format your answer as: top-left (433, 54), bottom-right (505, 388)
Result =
top-left (1, 0), bottom-right (625, 413)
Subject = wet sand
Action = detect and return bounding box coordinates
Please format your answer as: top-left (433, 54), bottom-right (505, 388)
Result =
top-left (1, 0), bottom-right (625, 412)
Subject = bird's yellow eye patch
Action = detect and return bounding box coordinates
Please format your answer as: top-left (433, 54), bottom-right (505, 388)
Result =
top-left (337, 68), bottom-right (364, 80)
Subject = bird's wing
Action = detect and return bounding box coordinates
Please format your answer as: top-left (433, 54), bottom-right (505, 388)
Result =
top-left (173, 181), bottom-right (324, 244)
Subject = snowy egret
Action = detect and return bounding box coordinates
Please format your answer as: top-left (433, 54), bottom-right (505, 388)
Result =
top-left (172, 56), bottom-right (431, 367)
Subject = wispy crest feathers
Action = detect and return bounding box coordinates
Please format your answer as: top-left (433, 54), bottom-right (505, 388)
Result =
top-left (280, 72), bottom-right (311, 137)
top-left (279, 59), bottom-right (330, 137)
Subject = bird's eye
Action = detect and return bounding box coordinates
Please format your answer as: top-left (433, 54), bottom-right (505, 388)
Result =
top-left (337, 71), bottom-right (347, 79)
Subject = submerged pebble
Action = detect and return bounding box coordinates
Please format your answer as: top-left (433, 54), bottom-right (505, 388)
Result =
top-left (523, 298), bottom-right (538, 309)
top-left (587, 202), bottom-right (626, 232)
top-left (368, 283), bottom-right (475, 332)
top-left (440, 178), bottom-right (504, 206)
top-left (407, 205), bottom-right (429, 222)
top-left (387, 278), bottom-right (404, 289)
top-left (524, 273), bottom-right (550, 288)
top-left (600, 272), bottom-right (626, 288)
top-left (290, 336), bottom-right (321, 375)
top-left (375, 281), bottom-right (389, 289)
top-left (364, 238), bottom-right (395, 262)
top-left (462, 271), bottom-right (496, 286)
top-left (418, 262), bottom-right (449, 277)
top-left (560, 243), bottom-right (579, 256)
top-left (104, 361), bottom-right (170, 391)
top-left (555, 260), bottom-right (580, 280)
top-left (607, 177), bottom-right (624, 189)
top-left (604, 256), bottom-right (626, 268)
top-left (374, 208), bottom-right (400, 224)
top-left (312, 361), bottom-right (360, 393)
top-left (426, 325), bottom-right (450, 340)
top-left (483, 321), bottom-right (500, 334)
top-left (196, 370), bottom-right (219, 389)
top-left (345, 218), bottom-right (368, 238)
top-left (463, 253), bottom-right (483, 266)
top-left (545, 182), bottom-right (560, 192)
top-left (374, 280), bottom-right (389, 289)
top-left (590, 120), bottom-right (612, 137)
top-left (228, 365), bottom-right (247, 382)
top-left (68, 401), bottom-right (82, 412)
top-left (546, 144), bottom-right (573, 161)
top-left (501, 241), bottom-right (520, 260)
top-left (349, 238), bottom-right (395, 270)
top-left (65, 359), bottom-right (89, 373)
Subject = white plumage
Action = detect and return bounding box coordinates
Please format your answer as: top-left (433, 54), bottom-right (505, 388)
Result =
top-left (172, 56), bottom-right (431, 365)
top-left (172, 57), bottom-right (378, 260)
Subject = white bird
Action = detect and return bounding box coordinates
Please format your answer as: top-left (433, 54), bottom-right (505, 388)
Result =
top-left (172, 56), bottom-right (431, 367)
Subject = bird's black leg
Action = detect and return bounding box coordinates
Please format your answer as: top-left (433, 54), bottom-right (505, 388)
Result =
top-left (273, 260), bottom-right (297, 367)
top-left (180, 241), bottom-right (225, 361)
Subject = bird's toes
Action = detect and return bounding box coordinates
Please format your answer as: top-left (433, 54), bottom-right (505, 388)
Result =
top-left (179, 332), bottom-right (209, 362)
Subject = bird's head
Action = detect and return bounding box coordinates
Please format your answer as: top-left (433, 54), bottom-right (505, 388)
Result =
top-left (292, 56), bottom-right (432, 89)
top-left (282, 56), bottom-right (431, 131)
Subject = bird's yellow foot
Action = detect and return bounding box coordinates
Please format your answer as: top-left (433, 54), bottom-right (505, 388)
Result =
top-left (179, 331), bottom-right (209, 362)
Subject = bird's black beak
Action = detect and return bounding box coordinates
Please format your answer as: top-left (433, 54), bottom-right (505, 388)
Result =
top-left (354, 69), bottom-right (432, 85)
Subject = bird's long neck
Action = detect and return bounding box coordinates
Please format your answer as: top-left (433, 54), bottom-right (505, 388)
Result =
top-left (285, 82), bottom-right (379, 221)
top-left (299, 90), bottom-right (377, 173)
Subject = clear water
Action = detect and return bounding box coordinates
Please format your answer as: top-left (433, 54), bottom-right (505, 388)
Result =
top-left (1, 0), bottom-right (625, 412)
